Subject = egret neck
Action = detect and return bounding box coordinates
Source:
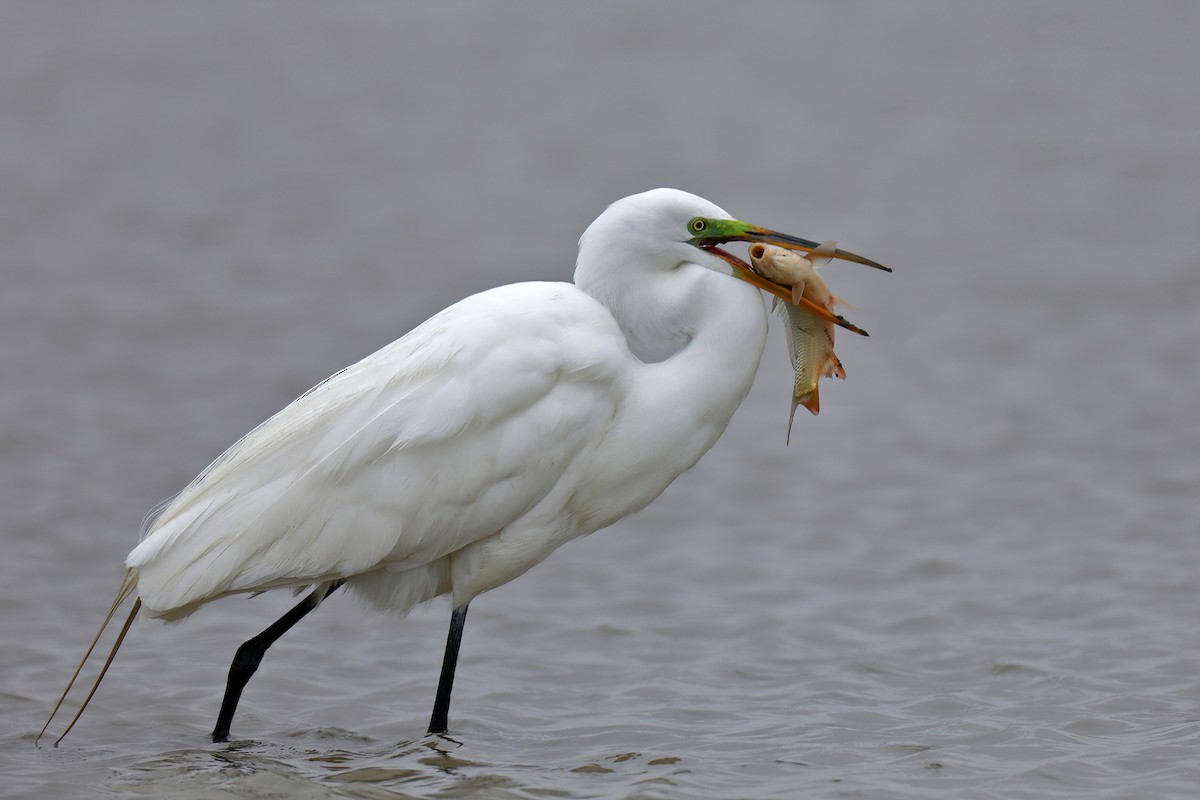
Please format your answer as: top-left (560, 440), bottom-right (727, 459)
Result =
top-left (573, 233), bottom-right (768, 530)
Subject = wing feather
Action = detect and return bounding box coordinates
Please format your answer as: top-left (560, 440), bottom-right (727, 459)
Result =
top-left (128, 282), bottom-right (625, 618)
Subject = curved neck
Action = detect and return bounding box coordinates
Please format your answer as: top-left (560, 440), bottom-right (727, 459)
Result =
top-left (628, 264), bottom-right (768, 448)
top-left (573, 261), bottom-right (769, 529)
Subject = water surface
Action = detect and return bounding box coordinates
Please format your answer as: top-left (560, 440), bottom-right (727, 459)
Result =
top-left (2, 3), bottom-right (1198, 798)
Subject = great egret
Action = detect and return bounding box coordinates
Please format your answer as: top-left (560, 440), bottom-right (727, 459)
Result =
top-left (40, 188), bottom-right (887, 745)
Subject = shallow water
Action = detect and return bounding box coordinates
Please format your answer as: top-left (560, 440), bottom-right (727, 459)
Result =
top-left (2, 3), bottom-right (1198, 798)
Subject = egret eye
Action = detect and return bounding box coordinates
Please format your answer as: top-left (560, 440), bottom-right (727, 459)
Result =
top-left (689, 218), bottom-right (707, 234)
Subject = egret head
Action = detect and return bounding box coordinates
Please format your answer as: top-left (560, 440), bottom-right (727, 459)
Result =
top-left (576, 188), bottom-right (887, 338)
top-left (682, 210), bottom-right (889, 273)
top-left (577, 189), bottom-right (732, 269)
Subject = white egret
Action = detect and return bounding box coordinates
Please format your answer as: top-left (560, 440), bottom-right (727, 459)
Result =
top-left (40, 188), bottom-right (887, 745)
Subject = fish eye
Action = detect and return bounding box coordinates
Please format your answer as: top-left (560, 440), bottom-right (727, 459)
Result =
top-left (689, 218), bottom-right (707, 233)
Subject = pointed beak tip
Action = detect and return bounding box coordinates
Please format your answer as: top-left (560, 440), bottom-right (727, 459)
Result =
top-left (839, 251), bottom-right (891, 272)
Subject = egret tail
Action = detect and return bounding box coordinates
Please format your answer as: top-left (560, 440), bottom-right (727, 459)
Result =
top-left (37, 570), bottom-right (140, 746)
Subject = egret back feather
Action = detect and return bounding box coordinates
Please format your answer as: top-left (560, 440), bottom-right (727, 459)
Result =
top-left (128, 283), bottom-right (626, 619)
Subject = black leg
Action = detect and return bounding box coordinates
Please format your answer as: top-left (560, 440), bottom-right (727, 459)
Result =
top-left (427, 604), bottom-right (469, 734)
top-left (211, 580), bottom-right (343, 743)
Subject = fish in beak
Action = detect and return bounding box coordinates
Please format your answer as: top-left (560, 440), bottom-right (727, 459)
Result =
top-left (686, 216), bottom-right (888, 337)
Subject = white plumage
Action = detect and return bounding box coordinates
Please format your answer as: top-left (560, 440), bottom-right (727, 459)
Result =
top-left (44, 188), bottom-right (884, 743)
top-left (128, 190), bottom-right (766, 622)
top-left (129, 283), bottom-right (622, 619)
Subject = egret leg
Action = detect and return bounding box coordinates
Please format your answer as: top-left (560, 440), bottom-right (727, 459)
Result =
top-left (211, 580), bottom-right (344, 743)
top-left (427, 604), bottom-right (469, 734)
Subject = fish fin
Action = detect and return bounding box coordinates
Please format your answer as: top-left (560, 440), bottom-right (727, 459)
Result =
top-left (38, 570), bottom-right (139, 747)
top-left (790, 280), bottom-right (808, 305)
top-left (824, 352), bottom-right (847, 380)
top-left (787, 399), bottom-right (799, 445)
top-left (809, 241), bottom-right (837, 269)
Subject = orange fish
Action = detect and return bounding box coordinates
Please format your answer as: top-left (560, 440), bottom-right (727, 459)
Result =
top-left (748, 242), bottom-right (847, 442)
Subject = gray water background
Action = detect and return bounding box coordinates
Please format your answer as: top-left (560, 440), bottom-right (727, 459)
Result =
top-left (2, 3), bottom-right (1198, 798)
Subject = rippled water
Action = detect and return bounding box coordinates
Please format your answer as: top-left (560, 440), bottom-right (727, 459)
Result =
top-left (3, 3), bottom-right (1198, 798)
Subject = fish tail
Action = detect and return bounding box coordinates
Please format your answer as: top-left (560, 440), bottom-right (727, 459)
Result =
top-left (798, 386), bottom-right (820, 417)
top-left (37, 569), bottom-right (139, 747)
